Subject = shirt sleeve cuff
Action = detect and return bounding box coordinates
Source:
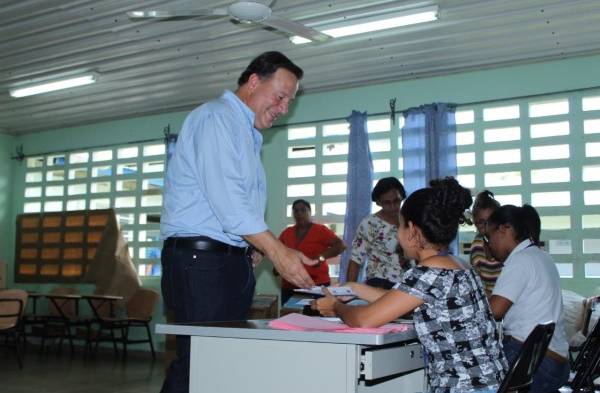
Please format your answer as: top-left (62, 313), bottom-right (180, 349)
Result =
top-left (232, 220), bottom-right (269, 237)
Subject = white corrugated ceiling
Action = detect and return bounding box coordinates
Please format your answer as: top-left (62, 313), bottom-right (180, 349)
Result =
top-left (2, 0), bottom-right (600, 135)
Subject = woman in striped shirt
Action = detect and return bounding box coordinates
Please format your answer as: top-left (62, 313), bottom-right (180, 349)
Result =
top-left (469, 190), bottom-right (502, 296)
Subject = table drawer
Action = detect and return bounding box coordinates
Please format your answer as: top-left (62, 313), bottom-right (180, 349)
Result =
top-left (361, 343), bottom-right (424, 380)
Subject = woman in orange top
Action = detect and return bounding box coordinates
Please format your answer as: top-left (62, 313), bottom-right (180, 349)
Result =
top-left (279, 199), bottom-right (346, 304)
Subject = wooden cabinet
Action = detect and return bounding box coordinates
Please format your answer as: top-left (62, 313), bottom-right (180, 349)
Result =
top-left (15, 209), bottom-right (113, 283)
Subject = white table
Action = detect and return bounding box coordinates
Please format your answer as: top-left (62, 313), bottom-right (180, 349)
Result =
top-left (157, 319), bottom-right (425, 393)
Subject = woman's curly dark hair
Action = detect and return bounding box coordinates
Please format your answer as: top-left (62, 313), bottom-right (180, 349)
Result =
top-left (400, 177), bottom-right (472, 246)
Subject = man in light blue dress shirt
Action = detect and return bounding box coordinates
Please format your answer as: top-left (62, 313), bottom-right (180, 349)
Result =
top-left (160, 52), bottom-right (317, 393)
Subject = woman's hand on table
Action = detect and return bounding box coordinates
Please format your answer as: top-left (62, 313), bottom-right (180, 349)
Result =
top-left (311, 287), bottom-right (339, 317)
top-left (343, 282), bottom-right (387, 303)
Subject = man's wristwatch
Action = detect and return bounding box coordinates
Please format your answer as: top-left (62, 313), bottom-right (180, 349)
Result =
top-left (317, 255), bottom-right (326, 263)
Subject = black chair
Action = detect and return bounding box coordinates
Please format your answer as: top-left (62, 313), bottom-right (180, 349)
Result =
top-left (569, 295), bottom-right (600, 364)
top-left (497, 322), bottom-right (556, 393)
top-left (570, 317), bottom-right (600, 392)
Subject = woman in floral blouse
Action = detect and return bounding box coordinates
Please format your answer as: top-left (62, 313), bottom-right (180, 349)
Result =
top-left (346, 177), bottom-right (411, 289)
top-left (315, 178), bottom-right (507, 393)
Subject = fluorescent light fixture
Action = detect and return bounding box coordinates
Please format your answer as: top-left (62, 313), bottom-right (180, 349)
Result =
top-left (290, 6), bottom-right (438, 44)
top-left (9, 72), bottom-right (99, 98)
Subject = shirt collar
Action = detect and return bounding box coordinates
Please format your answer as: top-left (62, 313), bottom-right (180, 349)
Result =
top-left (222, 90), bottom-right (255, 129)
top-left (221, 90), bottom-right (263, 149)
top-left (504, 239), bottom-right (535, 265)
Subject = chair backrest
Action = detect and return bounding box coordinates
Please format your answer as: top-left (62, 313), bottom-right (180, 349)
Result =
top-left (126, 288), bottom-right (159, 320)
top-left (582, 295), bottom-right (600, 336)
top-left (48, 286), bottom-right (79, 318)
top-left (497, 322), bottom-right (556, 393)
top-left (0, 289), bottom-right (28, 329)
top-left (571, 317), bottom-right (600, 391)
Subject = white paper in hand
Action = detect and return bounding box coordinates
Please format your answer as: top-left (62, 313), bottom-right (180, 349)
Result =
top-left (294, 286), bottom-right (356, 297)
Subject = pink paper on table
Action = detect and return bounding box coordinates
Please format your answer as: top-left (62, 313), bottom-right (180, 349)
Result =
top-left (268, 313), bottom-right (412, 334)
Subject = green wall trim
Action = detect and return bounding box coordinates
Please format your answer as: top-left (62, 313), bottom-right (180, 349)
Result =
top-left (278, 54), bottom-right (600, 127)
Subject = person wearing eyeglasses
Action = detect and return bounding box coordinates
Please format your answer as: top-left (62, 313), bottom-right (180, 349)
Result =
top-left (345, 177), bottom-right (412, 289)
top-left (314, 177), bottom-right (507, 393)
top-left (469, 190), bottom-right (502, 296)
top-left (485, 204), bottom-right (570, 392)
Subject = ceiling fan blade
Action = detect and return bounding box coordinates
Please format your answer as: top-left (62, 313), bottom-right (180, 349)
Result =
top-left (263, 14), bottom-right (331, 42)
top-left (127, 7), bottom-right (228, 19)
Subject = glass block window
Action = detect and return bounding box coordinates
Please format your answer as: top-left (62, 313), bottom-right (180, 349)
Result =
top-left (456, 89), bottom-right (600, 288)
top-left (21, 141), bottom-right (166, 277)
top-left (284, 116), bottom-right (402, 277)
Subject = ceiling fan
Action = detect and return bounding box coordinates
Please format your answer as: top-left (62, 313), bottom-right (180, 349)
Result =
top-left (127, 1), bottom-right (331, 43)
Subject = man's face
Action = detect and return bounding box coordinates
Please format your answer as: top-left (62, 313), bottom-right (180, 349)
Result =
top-left (245, 68), bottom-right (299, 130)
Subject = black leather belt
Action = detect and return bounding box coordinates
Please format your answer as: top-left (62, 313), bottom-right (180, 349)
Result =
top-left (164, 236), bottom-right (248, 255)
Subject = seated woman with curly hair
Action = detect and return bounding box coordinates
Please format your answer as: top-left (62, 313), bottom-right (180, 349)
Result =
top-left (314, 178), bottom-right (507, 393)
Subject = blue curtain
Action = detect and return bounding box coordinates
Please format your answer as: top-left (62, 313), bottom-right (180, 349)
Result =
top-left (402, 103), bottom-right (457, 193)
top-left (339, 111), bottom-right (373, 283)
top-left (401, 103), bottom-right (458, 248)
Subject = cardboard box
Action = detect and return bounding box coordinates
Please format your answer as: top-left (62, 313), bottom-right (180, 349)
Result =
top-left (248, 294), bottom-right (278, 319)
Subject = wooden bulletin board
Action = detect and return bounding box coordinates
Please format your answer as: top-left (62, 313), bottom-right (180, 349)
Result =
top-left (15, 209), bottom-right (113, 283)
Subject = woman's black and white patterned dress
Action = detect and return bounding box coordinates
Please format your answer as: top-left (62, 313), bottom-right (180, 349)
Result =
top-left (394, 264), bottom-right (508, 393)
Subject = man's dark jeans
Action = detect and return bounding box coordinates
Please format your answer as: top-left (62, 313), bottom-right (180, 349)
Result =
top-left (159, 246), bottom-right (255, 393)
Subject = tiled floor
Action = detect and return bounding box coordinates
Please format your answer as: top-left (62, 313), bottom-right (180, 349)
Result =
top-left (0, 344), bottom-right (164, 393)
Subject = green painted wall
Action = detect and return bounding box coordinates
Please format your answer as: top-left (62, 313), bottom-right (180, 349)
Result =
top-left (5, 53), bottom-right (600, 350)
top-left (282, 54), bottom-right (600, 125)
top-left (0, 133), bottom-right (15, 287)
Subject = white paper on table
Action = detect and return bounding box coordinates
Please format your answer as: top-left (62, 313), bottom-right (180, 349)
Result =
top-left (395, 318), bottom-right (414, 324)
top-left (294, 298), bottom-right (314, 306)
top-left (294, 286), bottom-right (356, 297)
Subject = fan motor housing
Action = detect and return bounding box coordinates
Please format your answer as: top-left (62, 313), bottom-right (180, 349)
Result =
top-left (228, 2), bottom-right (272, 23)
